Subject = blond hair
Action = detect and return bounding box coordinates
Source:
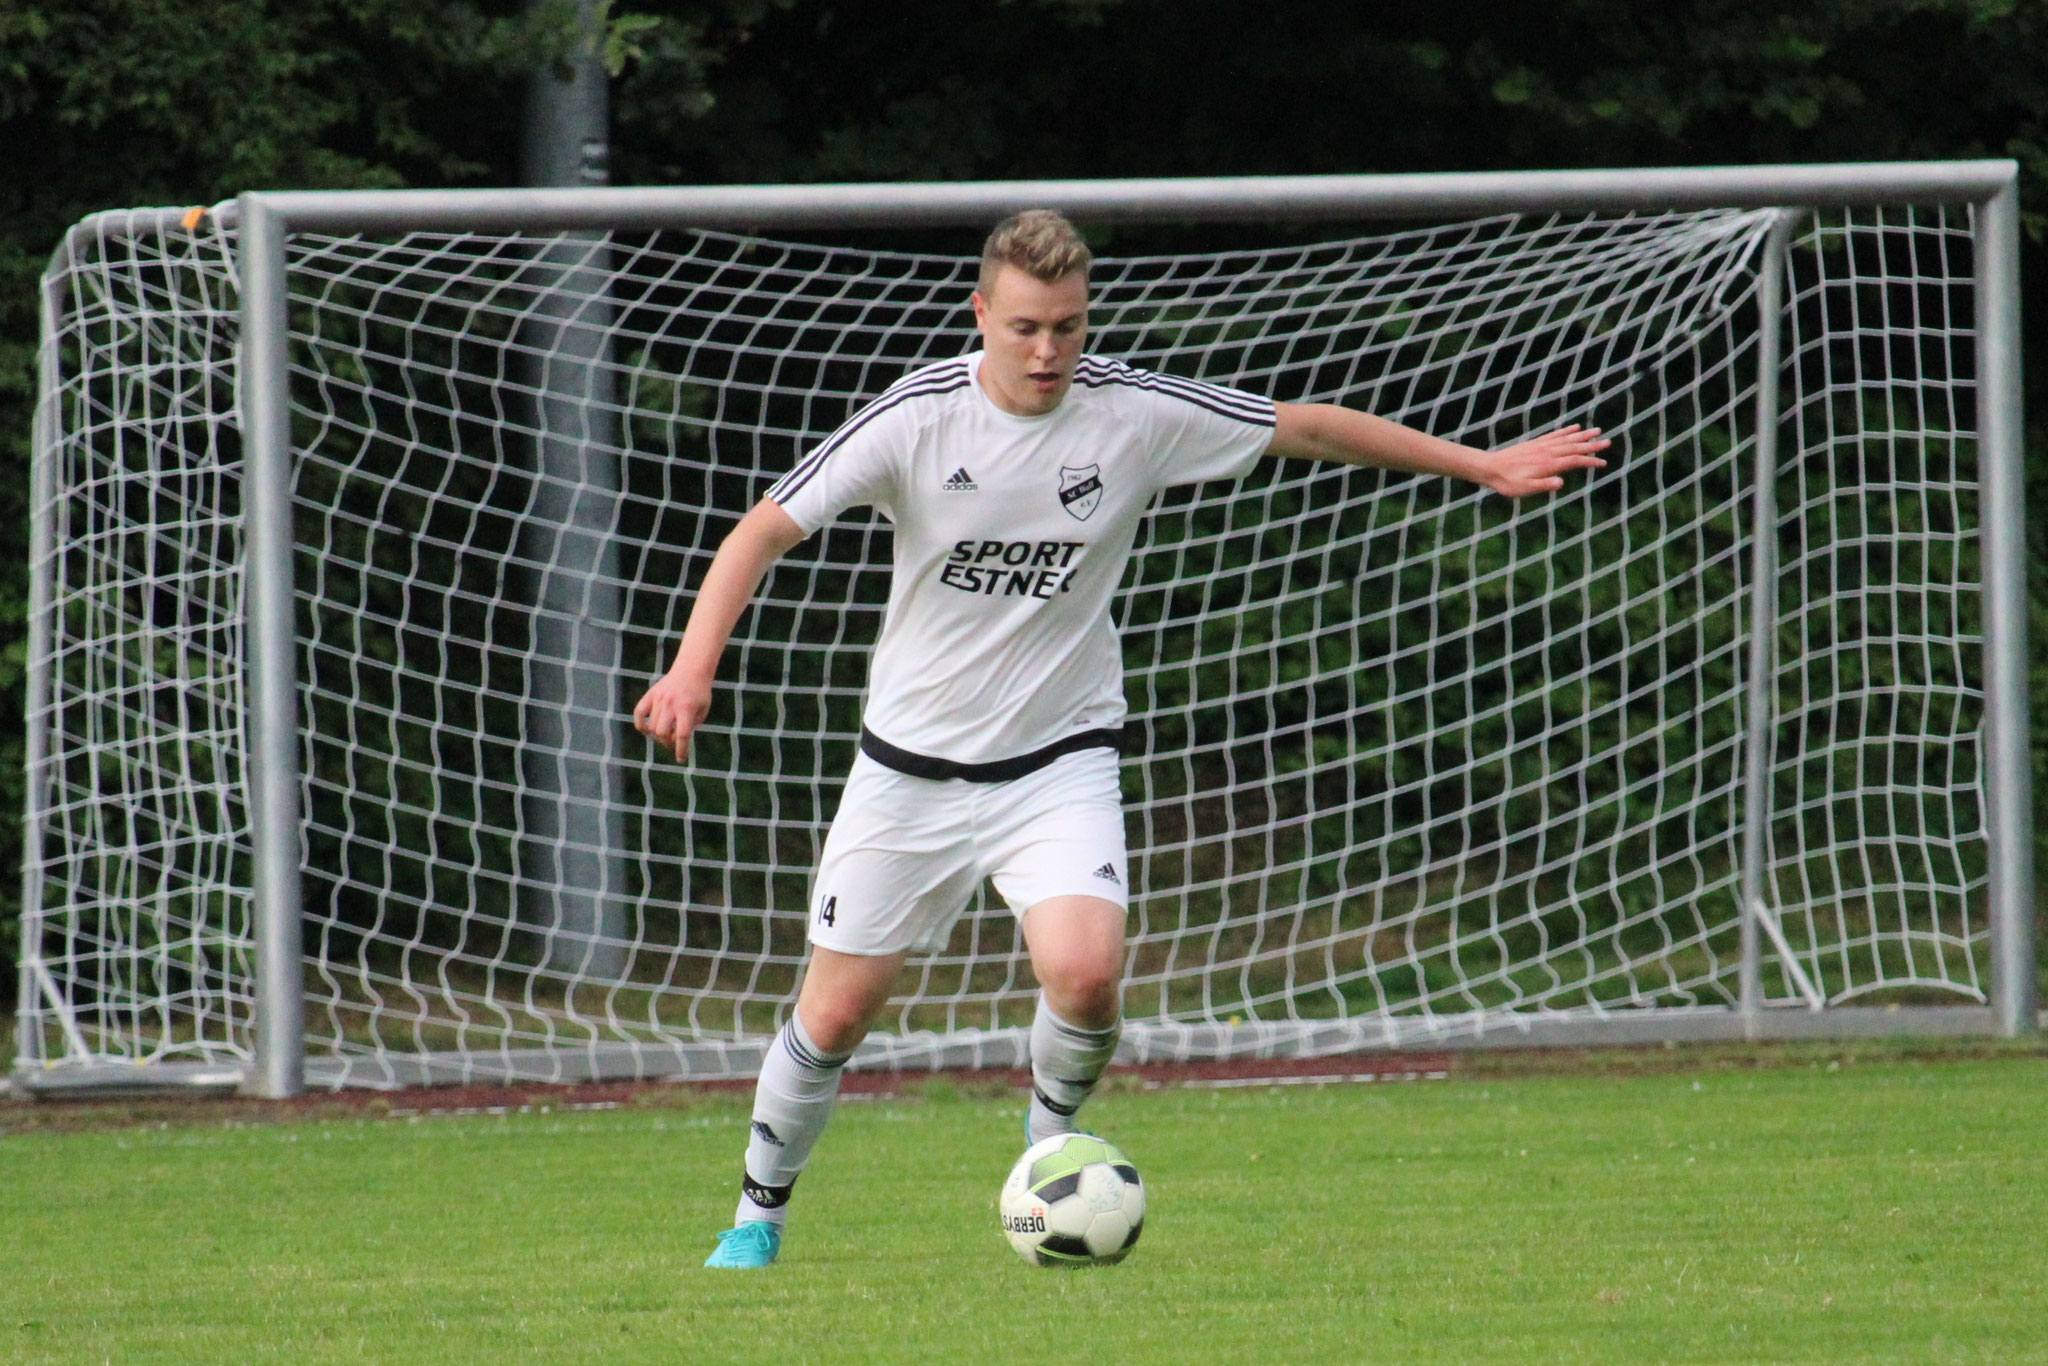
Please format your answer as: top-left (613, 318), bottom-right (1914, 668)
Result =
top-left (977, 209), bottom-right (1092, 296)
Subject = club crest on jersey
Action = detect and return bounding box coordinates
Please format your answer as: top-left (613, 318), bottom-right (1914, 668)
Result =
top-left (1058, 464), bottom-right (1103, 521)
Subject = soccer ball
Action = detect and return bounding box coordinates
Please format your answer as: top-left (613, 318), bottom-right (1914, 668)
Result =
top-left (999, 1132), bottom-right (1146, 1267)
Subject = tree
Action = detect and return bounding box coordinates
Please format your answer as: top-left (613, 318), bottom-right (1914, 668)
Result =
top-left (6, 0), bottom-right (2045, 1012)
top-left (0, 0), bottom-right (759, 1005)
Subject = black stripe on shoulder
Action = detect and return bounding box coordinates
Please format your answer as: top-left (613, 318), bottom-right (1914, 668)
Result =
top-left (879, 355), bottom-right (975, 397)
top-left (766, 362), bottom-right (972, 503)
top-left (1078, 357), bottom-right (1272, 420)
top-left (1073, 357), bottom-right (1274, 426)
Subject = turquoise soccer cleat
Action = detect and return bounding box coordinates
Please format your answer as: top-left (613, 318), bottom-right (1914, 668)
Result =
top-left (704, 1221), bottom-right (781, 1269)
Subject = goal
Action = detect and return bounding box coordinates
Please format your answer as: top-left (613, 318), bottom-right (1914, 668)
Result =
top-left (18, 165), bottom-right (2034, 1098)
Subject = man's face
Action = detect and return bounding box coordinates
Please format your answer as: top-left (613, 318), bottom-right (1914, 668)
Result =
top-left (971, 265), bottom-right (1089, 416)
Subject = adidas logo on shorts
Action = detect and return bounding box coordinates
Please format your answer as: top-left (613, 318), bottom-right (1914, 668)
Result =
top-left (1092, 862), bottom-right (1120, 883)
top-left (942, 467), bottom-right (978, 491)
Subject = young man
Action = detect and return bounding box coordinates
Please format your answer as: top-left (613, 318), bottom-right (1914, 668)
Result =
top-left (633, 210), bottom-right (1608, 1269)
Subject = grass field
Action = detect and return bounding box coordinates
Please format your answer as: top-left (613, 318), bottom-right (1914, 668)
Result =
top-left (5, 1052), bottom-right (2046, 1365)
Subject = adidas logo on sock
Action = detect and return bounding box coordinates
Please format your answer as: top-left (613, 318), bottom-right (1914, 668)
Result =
top-left (942, 467), bottom-right (977, 491)
top-left (1092, 862), bottom-right (1120, 883)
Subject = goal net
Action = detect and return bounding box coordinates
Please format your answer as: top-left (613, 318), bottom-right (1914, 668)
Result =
top-left (19, 183), bottom-right (2014, 1090)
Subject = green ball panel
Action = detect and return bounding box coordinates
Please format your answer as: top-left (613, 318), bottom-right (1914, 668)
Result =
top-left (1028, 1135), bottom-right (1109, 1185)
top-left (1028, 1151), bottom-right (1084, 1186)
top-left (1062, 1136), bottom-right (1111, 1166)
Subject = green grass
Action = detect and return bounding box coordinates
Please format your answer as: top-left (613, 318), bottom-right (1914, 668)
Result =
top-left (4, 1059), bottom-right (2046, 1364)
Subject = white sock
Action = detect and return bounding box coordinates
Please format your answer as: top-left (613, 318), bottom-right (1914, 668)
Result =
top-left (1025, 995), bottom-right (1121, 1146)
top-left (734, 1013), bottom-right (851, 1228)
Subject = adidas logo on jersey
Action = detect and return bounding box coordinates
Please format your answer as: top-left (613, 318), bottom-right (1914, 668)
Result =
top-left (1092, 862), bottom-right (1120, 883)
top-left (942, 467), bottom-right (978, 491)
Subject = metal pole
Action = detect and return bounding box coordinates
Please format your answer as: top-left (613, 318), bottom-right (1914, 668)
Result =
top-left (237, 195), bottom-right (307, 1096)
top-left (522, 0), bottom-right (611, 194)
top-left (1738, 211), bottom-right (1800, 1022)
top-left (17, 231), bottom-right (78, 1069)
top-left (518, 0), bottom-right (627, 978)
top-left (218, 160), bottom-right (2022, 236)
top-left (1974, 176), bottom-right (2037, 1037)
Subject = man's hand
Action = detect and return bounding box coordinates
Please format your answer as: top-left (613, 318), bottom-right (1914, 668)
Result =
top-left (1479, 424), bottom-right (1610, 498)
top-left (633, 665), bottom-right (714, 761)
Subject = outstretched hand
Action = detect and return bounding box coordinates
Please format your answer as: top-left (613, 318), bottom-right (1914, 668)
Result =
top-left (1482, 424), bottom-right (1610, 498)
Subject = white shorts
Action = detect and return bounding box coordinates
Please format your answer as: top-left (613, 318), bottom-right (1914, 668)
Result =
top-left (808, 747), bottom-right (1128, 956)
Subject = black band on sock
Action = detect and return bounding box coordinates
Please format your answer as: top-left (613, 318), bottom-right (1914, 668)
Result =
top-left (742, 1172), bottom-right (798, 1209)
top-left (1047, 1014), bottom-right (1120, 1045)
top-left (782, 1021), bottom-right (851, 1073)
top-left (1032, 1086), bottom-right (1082, 1118)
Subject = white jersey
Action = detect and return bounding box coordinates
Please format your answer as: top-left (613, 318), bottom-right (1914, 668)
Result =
top-left (765, 351), bottom-right (1274, 771)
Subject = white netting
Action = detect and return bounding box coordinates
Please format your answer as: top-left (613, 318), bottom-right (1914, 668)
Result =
top-left (21, 199), bottom-right (1990, 1086)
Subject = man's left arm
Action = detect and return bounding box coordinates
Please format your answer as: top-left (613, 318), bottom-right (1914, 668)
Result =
top-left (1266, 403), bottom-right (1609, 497)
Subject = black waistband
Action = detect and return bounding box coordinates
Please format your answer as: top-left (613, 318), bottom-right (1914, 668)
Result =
top-left (858, 725), bottom-right (1124, 783)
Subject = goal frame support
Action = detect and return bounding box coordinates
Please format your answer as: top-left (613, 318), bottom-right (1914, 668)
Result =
top-left (20, 161), bottom-right (2034, 1098)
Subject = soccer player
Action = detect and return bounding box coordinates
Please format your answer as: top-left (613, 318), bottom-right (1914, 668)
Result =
top-left (634, 210), bottom-right (1608, 1269)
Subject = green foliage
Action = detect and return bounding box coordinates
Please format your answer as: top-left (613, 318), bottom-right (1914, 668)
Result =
top-left (614, 1), bottom-right (2047, 197)
top-left (0, 0), bottom-right (746, 1002)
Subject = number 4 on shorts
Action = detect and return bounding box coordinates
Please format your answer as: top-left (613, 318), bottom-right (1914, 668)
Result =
top-left (817, 895), bottom-right (836, 927)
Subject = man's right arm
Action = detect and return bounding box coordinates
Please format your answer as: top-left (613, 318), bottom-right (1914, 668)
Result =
top-left (633, 498), bottom-right (806, 760)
